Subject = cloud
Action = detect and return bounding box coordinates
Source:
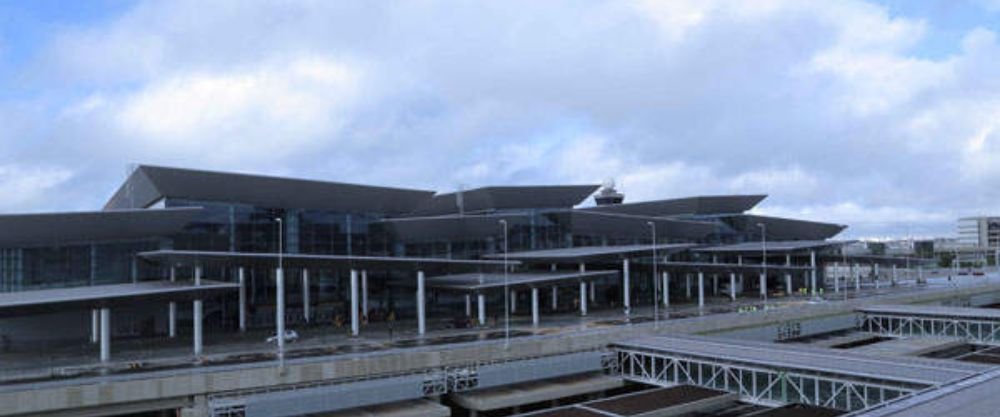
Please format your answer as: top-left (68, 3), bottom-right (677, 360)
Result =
top-left (1, 0), bottom-right (999, 240)
top-left (0, 165), bottom-right (74, 212)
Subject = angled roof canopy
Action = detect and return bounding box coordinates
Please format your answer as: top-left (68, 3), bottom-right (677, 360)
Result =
top-left (104, 165), bottom-right (436, 215)
top-left (0, 280), bottom-right (238, 317)
top-left (407, 185), bottom-right (599, 216)
top-left (723, 214), bottom-right (847, 240)
top-left (483, 243), bottom-right (697, 262)
top-left (139, 250), bottom-right (513, 270)
top-left (421, 270), bottom-right (619, 291)
top-left (695, 240), bottom-right (852, 255)
top-left (0, 207), bottom-right (201, 248)
top-left (582, 195), bottom-right (766, 217)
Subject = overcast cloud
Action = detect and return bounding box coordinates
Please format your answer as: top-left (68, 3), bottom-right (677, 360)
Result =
top-left (0, 0), bottom-right (998, 239)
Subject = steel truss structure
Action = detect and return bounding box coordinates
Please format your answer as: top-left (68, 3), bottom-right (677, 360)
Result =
top-left (859, 313), bottom-right (1000, 344)
top-left (614, 348), bottom-right (920, 412)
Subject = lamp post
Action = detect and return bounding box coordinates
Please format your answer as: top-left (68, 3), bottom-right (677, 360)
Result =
top-left (275, 216), bottom-right (285, 370)
top-left (647, 221), bottom-right (658, 329)
top-left (499, 219), bottom-right (509, 349)
top-left (756, 223), bottom-right (767, 303)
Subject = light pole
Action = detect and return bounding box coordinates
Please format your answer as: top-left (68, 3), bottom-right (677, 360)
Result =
top-left (647, 221), bottom-right (658, 329)
top-left (499, 219), bottom-right (509, 349)
top-left (275, 216), bottom-right (285, 370)
top-left (756, 223), bottom-right (767, 303)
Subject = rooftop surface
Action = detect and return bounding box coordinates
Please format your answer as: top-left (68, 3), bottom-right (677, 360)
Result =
top-left (0, 280), bottom-right (238, 317)
top-left (857, 304), bottom-right (1000, 321)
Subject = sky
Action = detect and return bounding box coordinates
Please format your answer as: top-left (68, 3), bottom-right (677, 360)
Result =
top-left (0, 0), bottom-right (998, 240)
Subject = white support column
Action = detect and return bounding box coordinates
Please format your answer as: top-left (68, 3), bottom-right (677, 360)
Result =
top-left (531, 287), bottom-right (539, 326)
top-left (712, 275), bottom-right (718, 296)
top-left (697, 272), bottom-right (705, 308)
top-left (622, 259), bottom-right (631, 310)
top-left (590, 279), bottom-right (596, 303)
top-left (465, 294), bottom-right (472, 317)
top-left (892, 264), bottom-right (898, 286)
top-left (302, 269), bottom-right (311, 323)
top-left (416, 270), bottom-right (426, 335)
top-left (785, 254), bottom-right (792, 296)
top-left (759, 271), bottom-right (766, 298)
top-left (193, 266), bottom-right (203, 357)
top-left (276, 267), bottom-right (286, 358)
top-left (662, 271), bottom-right (670, 307)
top-left (810, 251), bottom-right (817, 296)
top-left (99, 307), bottom-right (110, 362)
top-left (685, 274), bottom-right (692, 299)
top-left (91, 309), bottom-right (99, 344)
top-left (350, 269), bottom-right (359, 336)
top-left (729, 272), bottom-right (736, 301)
top-left (551, 286), bottom-right (558, 310)
top-left (579, 281), bottom-right (587, 316)
top-left (238, 267), bottom-right (246, 332)
top-left (168, 266), bottom-right (177, 338)
top-left (361, 270), bottom-right (369, 321)
top-left (855, 263), bottom-right (861, 292)
top-left (510, 289), bottom-right (517, 314)
top-left (833, 262), bottom-right (840, 293)
top-left (478, 293), bottom-right (487, 326)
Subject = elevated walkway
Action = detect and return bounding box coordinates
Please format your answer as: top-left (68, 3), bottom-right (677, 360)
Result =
top-left (858, 304), bottom-right (1000, 345)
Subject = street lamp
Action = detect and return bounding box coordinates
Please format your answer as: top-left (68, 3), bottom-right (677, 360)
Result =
top-left (499, 219), bottom-right (510, 349)
top-left (647, 221), bottom-right (658, 329)
top-left (756, 222), bottom-right (767, 303)
top-left (274, 216), bottom-right (285, 369)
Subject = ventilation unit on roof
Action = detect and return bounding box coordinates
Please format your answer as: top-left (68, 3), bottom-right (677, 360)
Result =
top-left (594, 178), bottom-right (624, 206)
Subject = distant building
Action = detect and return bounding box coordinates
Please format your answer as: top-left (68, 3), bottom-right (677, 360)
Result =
top-left (958, 216), bottom-right (1000, 249)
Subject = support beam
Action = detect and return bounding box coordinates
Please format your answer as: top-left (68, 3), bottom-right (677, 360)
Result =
top-left (193, 266), bottom-right (203, 357)
top-left (729, 273), bottom-right (736, 301)
top-left (90, 309), bottom-right (99, 344)
top-left (302, 269), bottom-right (311, 323)
top-left (855, 263), bottom-right (861, 292)
top-left (350, 269), bottom-right (359, 336)
top-left (361, 270), bottom-right (369, 321)
top-left (238, 267), bottom-right (246, 332)
top-left (579, 281), bottom-right (587, 316)
top-left (892, 264), bottom-right (898, 286)
top-left (510, 290), bottom-right (517, 314)
top-left (465, 294), bottom-right (472, 317)
top-left (697, 272), bottom-right (705, 308)
top-left (478, 293), bottom-right (486, 326)
top-left (810, 251), bottom-right (818, 296)
top-left (685, 274), bottom-right (692, 299)
top-left (785, 254), bottom-right (792, 296)
top-left (531, 287), bottom-right (539, 326)
top-left (168, 266), bottom-right (177, 338)
top-left (622, 259), bottom-right (631, 311)
top-left (416, 270), bottom-right (426, 335)
top-left (99, 308), bottom-right (110, 362)
top-left (662, 271), bottom-right (670, 307)
top-left (834, 262), bottom-right (840, 293)
top-left (759, 271), bottom-right (766, 299)
top-left (276, 267), bottom-right (285, 359)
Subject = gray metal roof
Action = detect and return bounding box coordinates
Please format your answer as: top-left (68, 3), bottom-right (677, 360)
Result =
top-left (0, 207), bottom-right (200, 248)
top-left (696, 240), bottom-right (852, 254)
top-left (725, 214), bottom-right (848, 240)
top-left (0, 280), bottom-right (238, 317)
top-left (104, 165), bottom-right (436, 215)
top-left (482, 244), bottom-right (698, 262)
top-left (614, 335), bottom-right (985, 386)
top-left (852, 368), bottom-right (1000, 417)
top-left (582, 195), bottom-right (767, 217)
top-left (422, 270), bottom-right (619, 291)
top-left (407, 185), bottom-right (599, 216)
top-left (569, 211), bottom-right (717, 241)
top-left (857, 304), bottom-right (1000, 321)
top-left (659, 261), bottom-right (814, 272)
top-left (139, 250), bottom-right (512, 270)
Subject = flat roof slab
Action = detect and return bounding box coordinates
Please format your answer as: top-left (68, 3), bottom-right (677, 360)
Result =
top-left (850, 337), bottom-right (965, 358)
top-left (449, 373), bottom-right (623, 411)
top-left (483, 244), bottom-right (698, 262)
top-left (423, 271), bottom-right (619, 291)
top-left (0, 280), bottom-right (238, 317)
top-left (585, 385), bottom-right (735, 416)
top-left (858, 304), bottom-right (1000, 321)
top-left (313, 399), bottom-right (450, 417)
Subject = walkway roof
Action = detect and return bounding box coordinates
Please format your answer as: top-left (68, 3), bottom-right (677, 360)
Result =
top-left (614, 335), bottom-right (985, 386)
top-left (0, 280), bottom-right (237, 317)
top-left (855, 368), bottom-right (1000, 417)
top-left (422, 270), bottom-right (619, 291)
top-left (139, 250), bottom-right (512, 270)
top-left (482, 243), bottom-right (698, 263)
top-left (0, 207), bottom-right (200, 248)
top-left (695, 240), bottom-right (852, 255)
top-left (857, 304), bottom-right (1000, 321)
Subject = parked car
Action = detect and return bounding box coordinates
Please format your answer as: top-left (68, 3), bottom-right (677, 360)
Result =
top-left (266, 330), bottom-right (299, 344)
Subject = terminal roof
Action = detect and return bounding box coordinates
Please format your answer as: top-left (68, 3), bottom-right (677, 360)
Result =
top-left (407, 185), bottom-right (600, 216)
top-left (857, 304), bottom-right (1000, 321)
top-left (695, 240), bottom-right (852, 255)
top-left (421, 270), bottom-right (619, 291)
top-left (581, 194), bottom-right (766, 217)
top-left (482, 243), bottom-right (697, 262)
top-left (0, 280), bottom-right (238, 317)
top-left (0, 207), bottom-right (200, 248)
top-left (139, 250), bottom-right (513, 270)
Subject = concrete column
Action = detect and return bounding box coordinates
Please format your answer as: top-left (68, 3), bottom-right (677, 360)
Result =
top-left (662, 271), bottom-right (670, 307)
top-left (833, 262), bottom-right (840, 293)
top-left (302, 269), bottom-right (311, 323)
top-left (465, 294), bottom-right (472, 317)
top-left (510, 290), bottom-right (517, 313)
top-left (712, 274), bottom-right (718, 295)
top-left (531, 287), bottom-right (540, 326)
top-left (276, 267), bottom-right (285, 358)
top-left (91, 309), bottom-right (99, 344)
top-left (685, 274), bottom-right (692, 299)
top-left (238, 267), bottom-right (246, 332)
top-left (785, 273), bottom-right (792, 296)
top-left (551, 286), bottom-right (558, 310)
top-left (169, 266), bottom-right (177, 338)
top-left (729, 273), bottom-right (736, 301)
top-left (361, 270), bottom-right (369, 320)
top-left (855, 263), bottom-right (861, 292)
top-left (416, 270), bottom-right (426, 335)
top-left (193, 266), bottom-right (203, 357)
top-left (759, 271), bottom-right (766, 298)
top-left (918, 266), bottom-right (924, 283)
top-left (810, 251), bottom-right (817, 295)
top-left (99, 307), bottom-right (110, 362)
top-left (478, 293), bottom-right (487, 326)
top-left (579, 281), bottom-right (587, 316)
top-left (590, 280), bottom-right (596, 303)
top-left (622, 259), bottom-right (630, 310)
top-left (350, 269), bottom-right (359, 336)
top-left (697, 272), bottom-right (705, 308)
top-left (892, 264), bottom-right (898, 285)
